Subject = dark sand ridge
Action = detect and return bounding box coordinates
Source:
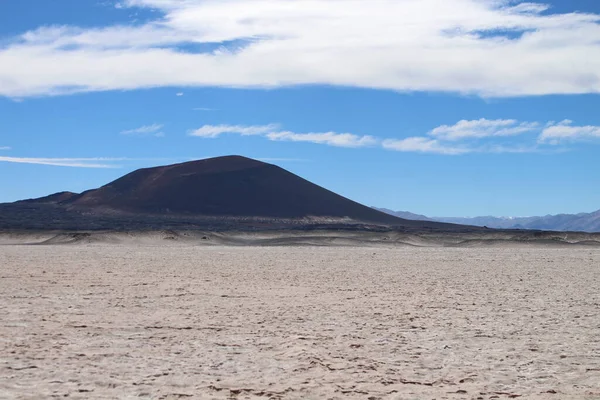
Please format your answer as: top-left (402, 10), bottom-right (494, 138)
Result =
top-left (1, 229), bottom-right (599, 247)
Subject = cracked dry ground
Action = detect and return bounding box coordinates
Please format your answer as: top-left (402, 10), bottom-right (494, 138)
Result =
top-left (1, 245), bottom-right (600, 399)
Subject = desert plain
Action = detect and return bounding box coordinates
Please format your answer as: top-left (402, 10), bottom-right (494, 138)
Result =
top-left (1, 239), bottom-right (600, 399)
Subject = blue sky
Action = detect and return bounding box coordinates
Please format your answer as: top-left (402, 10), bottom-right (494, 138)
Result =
top-left (1, 0), bottom-right (600, 217)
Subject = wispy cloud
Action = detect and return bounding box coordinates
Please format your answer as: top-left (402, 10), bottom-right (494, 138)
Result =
top-left (382, 137), bottom-right (471, 155)
top-left (176, 92), bottom-right (184, 96)
top-left (0, 146), bottom-right (11, 150)
top-left (0, 156), bottom-right (183, 168)
top-left (190, 118), bottom-right (592, 155)
top-left (189, 124), bottom-right (279, 138)
top-left (0, 156), bottom-right (125, 168)
top-left (382, 138), bottom-right (549, 155)
top-left (120, 123), bottom-right (165, 137)
top-left (484, 144), bottom-right (544, 154)
top-left (266, 131), bottom-right (378, 148)
top-left (382, 118), bottom-right (552, 154)
top-left (193, 107), bottom-right (216, 111)
top-left (1, 0), bottom-right (600, 98)
top-left (190, 124), bottom-right (377, 148)
top-left (539, 120), bottom-right (600, 144)
top-left (430, 119), bottom-right (539, 141)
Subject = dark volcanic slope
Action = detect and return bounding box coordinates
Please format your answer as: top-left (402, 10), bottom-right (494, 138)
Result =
top-left (64, 156), bottom-right (409, 224)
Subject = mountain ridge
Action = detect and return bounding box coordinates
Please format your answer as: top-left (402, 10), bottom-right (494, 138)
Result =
top-left (376, 208), bottom-right (600, 233)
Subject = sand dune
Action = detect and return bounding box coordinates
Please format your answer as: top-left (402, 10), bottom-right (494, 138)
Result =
top-left (1, 244), bottom-right (599, 399)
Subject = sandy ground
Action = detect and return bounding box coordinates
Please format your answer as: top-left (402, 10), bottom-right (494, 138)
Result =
top-left (1, 245), bottom-right (600, 400)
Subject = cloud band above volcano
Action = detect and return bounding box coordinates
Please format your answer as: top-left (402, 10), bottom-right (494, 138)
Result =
top-left (1, 0), bottom-right (600, 98)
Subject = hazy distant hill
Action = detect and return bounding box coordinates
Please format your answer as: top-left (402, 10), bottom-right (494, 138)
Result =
top-left (376, 208), bottom-right (600, 233)
top-left (374, 208), bottom-right (433, 222)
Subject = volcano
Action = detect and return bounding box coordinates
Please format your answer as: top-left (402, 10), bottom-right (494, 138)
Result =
top-left (61, 155), bottom-right (407, 224)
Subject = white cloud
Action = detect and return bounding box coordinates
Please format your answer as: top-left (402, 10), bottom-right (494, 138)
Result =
top-left (382, 137), bottom-right (471, 155)
top-left (1, 0), bottom-right (600, 98)
top-left (189, 124), bottom-right (279, 138)
top-left (191, 117), bottom-right (600, 154)
top-left (0, 157), bottom-right (124, 168)
top-left (484, 144), bottom-right (541, 154)
top-left (193, 107), bottom-right (216, 111)
top-left (382, 137), bottom-right (546, 155)
top-left (121, 123), bottom-right (165, 137)
top-left (190, 124), bottom-right (377, 148)
top-left (382, 118), bottom-right (543, 154)
top-left (176, 92), bottom-right (184, 96)
top-left (0, 146), bottom-right (11, 150)
top-left (430, 119), bottom-right (539, 141)
top-left (0, 156), bottom-right (181, 168)
top-left (266, 131), bottom-right (378, 148)
top-left (539, 120), bottom-right (600, 144)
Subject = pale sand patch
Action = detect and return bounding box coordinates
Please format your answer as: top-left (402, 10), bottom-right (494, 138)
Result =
top-left (1, 245), bottom-right (599, 399)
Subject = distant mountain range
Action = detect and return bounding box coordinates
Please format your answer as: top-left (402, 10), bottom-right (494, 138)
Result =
top-left (375, 208), bottom-right (600, 233)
